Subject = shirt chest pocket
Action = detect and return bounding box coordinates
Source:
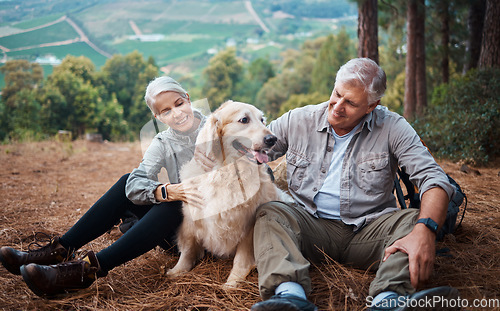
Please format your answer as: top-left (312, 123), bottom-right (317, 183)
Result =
top-left (357, 153), bottom-right (392, 195)
top-left (287, 152), bottom-right (311, 192)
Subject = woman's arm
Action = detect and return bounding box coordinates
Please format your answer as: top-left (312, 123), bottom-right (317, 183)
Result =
top-left (126, 137), bottom-right (166, 205)
top-left (153, 183), bottom-right (189, 202)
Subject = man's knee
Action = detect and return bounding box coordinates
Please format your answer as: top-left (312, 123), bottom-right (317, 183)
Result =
top-left (256, 201), bottom-right (288, 218)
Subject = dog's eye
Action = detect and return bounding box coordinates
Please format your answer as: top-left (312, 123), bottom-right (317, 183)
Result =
top-left (239, 117), bottom-right (249, 124)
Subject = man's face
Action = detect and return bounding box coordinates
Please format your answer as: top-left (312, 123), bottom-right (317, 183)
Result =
top-left (327, 81), bottom-right (377, 136)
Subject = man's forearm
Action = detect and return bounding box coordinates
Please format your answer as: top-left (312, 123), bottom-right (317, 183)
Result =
top-left (417, 187), bottom-right (450, 231)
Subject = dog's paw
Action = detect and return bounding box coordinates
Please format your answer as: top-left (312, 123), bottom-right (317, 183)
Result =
top-left (166, 267), bottom-right (185, 278)
top-left (222, 280), bottom-right (240, 291)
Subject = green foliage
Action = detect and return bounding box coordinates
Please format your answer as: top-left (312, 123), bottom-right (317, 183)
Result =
top-left (232, 57), bottom-right (275, 104)
top-left (0, 60), bottom-right (44, 140)
top-left (96, 93), bottom-right (129, 141)
top-left (7, 89), bottom-right (45, 141)
top-left (98, 51), bottom-right (148, 117)
top-left (256, 47), bottom-right (317, 119)
top-left (52, 55), bottom-right (96, 84)
top-left (39, 85), bottom-right (69, 135)
top-left (279, 92), bottom-right (330, 117)
top-left (412, 68), bottom-right (500, 165)
top-left (0, 52), bottom-right (155, 142)
top-left (311, 29), bottom-right (355, 96)
top-left (43, 68), bottom-right (98, 138)
top-left (202, 48), bottom-right (243, 110)
top-left (127, 63), bottom-right (159, 137)
top-left (257, 35), bottom-right (354, 120)
top-left (381, 70), bottom-right (405, 114)
top-left (0, 60), bottom-right (43, 107)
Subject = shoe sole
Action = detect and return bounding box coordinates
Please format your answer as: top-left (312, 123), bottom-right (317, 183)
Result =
top-left (402, 286), bottom-right (460, 311)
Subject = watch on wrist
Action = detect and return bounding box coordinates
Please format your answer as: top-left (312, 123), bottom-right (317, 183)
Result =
top-left (416, 218), bottom-right (439, 234)
top-left (161, 184), bottom-right (169, 200)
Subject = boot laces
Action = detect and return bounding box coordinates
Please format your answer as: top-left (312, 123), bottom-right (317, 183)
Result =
top-left (26, 232), bottom-right (69, 261)
top-left (27, 232), bottom-right (55, 257)
top-left (55, 252), bottom-right (97, 283)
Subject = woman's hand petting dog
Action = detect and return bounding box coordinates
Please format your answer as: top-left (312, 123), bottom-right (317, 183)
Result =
top-left (155, 183), bottom-right (204, 208)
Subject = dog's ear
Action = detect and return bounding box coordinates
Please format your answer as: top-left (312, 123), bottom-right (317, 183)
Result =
top-left (195, 113), bottom-right (222, 163)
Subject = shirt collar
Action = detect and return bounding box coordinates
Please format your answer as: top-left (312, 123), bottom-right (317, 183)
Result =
top-left (316, 102), bottom-right (331, 132)
top-left (362, 109), bottom-right (374, 132)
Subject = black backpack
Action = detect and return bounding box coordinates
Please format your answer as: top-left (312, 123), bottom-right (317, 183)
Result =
top-left (394, 167), bottom-right (467, 241)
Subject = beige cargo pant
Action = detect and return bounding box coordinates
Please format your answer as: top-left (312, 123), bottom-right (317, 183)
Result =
top-left (253, 201), bottom-right (420, 299)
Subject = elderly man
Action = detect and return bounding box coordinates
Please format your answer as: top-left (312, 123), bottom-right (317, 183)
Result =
top-left (250, 58), bottom-right (459, 311)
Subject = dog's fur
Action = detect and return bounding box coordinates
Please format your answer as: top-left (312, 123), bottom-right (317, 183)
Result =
top-left (167, 101), bottom-right (281, 288)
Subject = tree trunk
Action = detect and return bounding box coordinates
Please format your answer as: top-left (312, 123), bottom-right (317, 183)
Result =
top-left (415, 0), bottom-right (427, 116)
top-left (479, 0), bottom-right (500, 68)
top-left (358, 0), bottom-right (379, 64)
top-left (439, 0), bottom-right (450, 84)
top-left (404, 0), bottom-right (417, 120)
top-left (464, 0), bottom-right (486, 72)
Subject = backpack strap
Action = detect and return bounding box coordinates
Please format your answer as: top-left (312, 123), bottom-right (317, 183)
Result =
top-left (395, 167), bottom-right (421, 209)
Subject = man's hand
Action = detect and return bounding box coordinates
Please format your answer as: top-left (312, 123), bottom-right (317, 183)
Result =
top-left (193, 144), bottom-right (216, 172)
top-left (383, 224), bottom-right (436, 289)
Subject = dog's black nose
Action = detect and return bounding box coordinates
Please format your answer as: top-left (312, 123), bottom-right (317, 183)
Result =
top-left (264, 134), bottom-right (277, 147)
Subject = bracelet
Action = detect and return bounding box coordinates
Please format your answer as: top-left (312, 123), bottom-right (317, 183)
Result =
top-left (161, 183), bottom-right (170, 200)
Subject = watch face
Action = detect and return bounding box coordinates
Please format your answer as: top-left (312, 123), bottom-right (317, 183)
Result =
top-left (161, 185), bottom-right (167, 200)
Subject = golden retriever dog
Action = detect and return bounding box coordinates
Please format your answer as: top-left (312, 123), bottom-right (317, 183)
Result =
top-left (167, 100), bottom-right (281, 288)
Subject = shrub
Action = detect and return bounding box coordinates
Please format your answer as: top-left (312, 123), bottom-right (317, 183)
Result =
top-left (412, 68), bottom-right (500, 165)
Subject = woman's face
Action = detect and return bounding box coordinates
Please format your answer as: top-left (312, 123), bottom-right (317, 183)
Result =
top-left (154, 91), bottom-right (197, 132)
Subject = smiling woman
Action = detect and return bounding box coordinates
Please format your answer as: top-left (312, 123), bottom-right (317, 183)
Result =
top-left (0, 76), bottom-right (208, 298)
top-left (153, 91), bottom-right (201, 133)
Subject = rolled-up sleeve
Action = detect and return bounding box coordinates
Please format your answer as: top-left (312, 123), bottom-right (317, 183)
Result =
top-left (126, 137), bottom-right (166, 205)
top-left (390, 116), bottom-right (455, 200)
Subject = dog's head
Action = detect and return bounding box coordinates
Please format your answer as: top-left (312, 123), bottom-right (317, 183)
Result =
top-left (196, 100), bottom-right (277, 165)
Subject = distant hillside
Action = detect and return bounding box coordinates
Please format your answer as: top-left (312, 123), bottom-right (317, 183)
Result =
top-left (0, 0), bottom-right (357, 89)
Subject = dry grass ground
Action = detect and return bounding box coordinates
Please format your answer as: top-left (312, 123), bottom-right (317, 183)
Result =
top-left (0, 140), bottom-right (498, 310)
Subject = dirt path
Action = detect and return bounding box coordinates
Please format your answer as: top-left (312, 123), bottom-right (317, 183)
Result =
top-left (65, 16), bottom-right (112, 58)
top-left (245, 0), bottom-right (270, 33)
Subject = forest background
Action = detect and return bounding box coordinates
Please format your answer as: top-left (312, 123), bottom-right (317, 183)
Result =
top-left (0, 0), bottom-right (499, 165)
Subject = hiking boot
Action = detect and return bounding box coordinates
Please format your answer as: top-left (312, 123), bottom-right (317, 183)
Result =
top-left (0, 234), bottom-right (71, 275)
top-left (20, 251), bottom-right (100, 297)
top-left (368, 286), bottom-right (460, 310)
top-left (251, 293), bottom-right (318, 311)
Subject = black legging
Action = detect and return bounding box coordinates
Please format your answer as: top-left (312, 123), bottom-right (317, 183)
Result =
top-left (59, 174), bottom-right (183, 275)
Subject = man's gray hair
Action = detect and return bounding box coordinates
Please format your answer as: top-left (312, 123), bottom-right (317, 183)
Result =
top-left (144, 76), bottom-right (188, 114)
top-left (335, 58), bottom-right (387, 104)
